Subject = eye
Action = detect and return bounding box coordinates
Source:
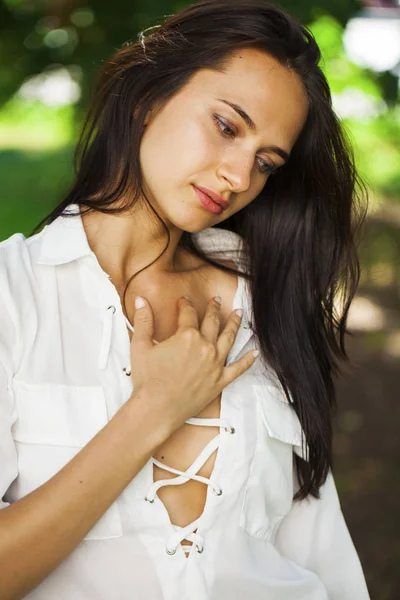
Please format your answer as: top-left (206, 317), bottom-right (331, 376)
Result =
top-left (257, 158), bottom-right (277, 176)
top-left (213, 114), bottom-right (277, 176)
top-left (213, 114), bottom-right (235, 137)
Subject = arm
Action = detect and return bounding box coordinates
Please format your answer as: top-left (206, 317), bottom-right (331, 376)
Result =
top-left (274, 467), bottom-right (370, 600)
top-left (0, 388), bottom-right (169, 600)
top-left (0, 288), bottom-right (253, 600)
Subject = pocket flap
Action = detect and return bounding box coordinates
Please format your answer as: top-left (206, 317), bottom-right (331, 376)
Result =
top-left (11, 380), bottom-right (109, 447)
top-left (254, 384), bottom-right (309, 461)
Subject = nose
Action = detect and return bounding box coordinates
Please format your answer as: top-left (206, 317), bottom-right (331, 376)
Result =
top-left (216, 151), bottom-right (253, 194)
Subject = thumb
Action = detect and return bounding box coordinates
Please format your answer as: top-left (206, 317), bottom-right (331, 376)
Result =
top-left (131, 296), bottom-right (155, 348)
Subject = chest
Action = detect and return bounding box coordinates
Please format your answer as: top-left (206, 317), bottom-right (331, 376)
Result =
top-left (119, 266), bottom-right (239, 541)
top-left (120, 265), bottom-right (238, 346)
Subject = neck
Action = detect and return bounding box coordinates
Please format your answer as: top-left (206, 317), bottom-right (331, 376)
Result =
top-left (80, 204), bottom-right (192, 285)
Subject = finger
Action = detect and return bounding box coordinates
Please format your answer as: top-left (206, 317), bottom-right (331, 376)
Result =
top-left (176, 296), bottom-right (199, 331)
top-left (220, 348), bottom-right (260, 388)
top-left (216, 308), bottom-right (243, 361)
top-left (131, 296), bottom-right (155, 348)
top-left (200, 296), bottom-right (222, 344)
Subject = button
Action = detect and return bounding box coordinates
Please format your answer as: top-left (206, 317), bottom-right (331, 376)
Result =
top-left (213, 486), bottom-right (223, 496)
top-left (166, 546), bottom-right (177, 555)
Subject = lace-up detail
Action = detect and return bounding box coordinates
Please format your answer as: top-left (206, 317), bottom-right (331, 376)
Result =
top-left (97, 294), bottom-right (250, 557)
top-left (144, 417), bottom-right (235, 556)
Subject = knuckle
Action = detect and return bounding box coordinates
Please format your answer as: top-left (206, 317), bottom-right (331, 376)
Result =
top-left (181, 327), bottom-right (200, 343)
top-left (201, 340), bottom-right (216, 359)
top-left (223, 328), bottom-right (236, 345)
top-left (136, 314), bottom-right (150, 325)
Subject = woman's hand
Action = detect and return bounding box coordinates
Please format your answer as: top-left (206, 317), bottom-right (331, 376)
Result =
top-left (129, 295), bottom-right (258, 433)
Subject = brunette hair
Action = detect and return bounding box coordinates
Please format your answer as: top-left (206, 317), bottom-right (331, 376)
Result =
top-left (32, 0), bottom-right (368, 500)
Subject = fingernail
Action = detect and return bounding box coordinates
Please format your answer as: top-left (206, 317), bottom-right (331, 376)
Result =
top-left (183, 295), bottom-right (191, 300)
top-left (135, 296), bottom-right (145, 309)
top-left (235, 309), bottom-right (243, 317)
top-left (214, 296), bottom-right (222, 304)
top-left (252, 350), bottom-right (260, 358)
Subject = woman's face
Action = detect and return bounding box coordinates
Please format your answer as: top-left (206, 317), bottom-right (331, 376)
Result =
top-left (139, 47), bottom-right (308, 232)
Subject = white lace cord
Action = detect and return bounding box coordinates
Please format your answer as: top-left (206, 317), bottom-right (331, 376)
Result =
top-left (98, 305), bottom-right (116, 370)
top-left (124, 315), bottom-right (134, 333)
top-left (166, 518), bottom-right (205, 555)
top-left (186, 417), bottom-right (235, 433)
top-left (147, 417), bottom-right (235, 501)
top-left (147, 416), bottom-right (236, 555)
top-left (146, 434), bottom-right (222, 501)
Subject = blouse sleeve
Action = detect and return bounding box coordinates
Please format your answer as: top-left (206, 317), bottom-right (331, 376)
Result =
top-left (0, 274), bottom-right (19, 510)
top-left (274, 468), bottom-right (370, 600)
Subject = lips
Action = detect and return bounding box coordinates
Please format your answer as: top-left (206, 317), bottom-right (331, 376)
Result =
top-left (193, 186), bottom-right (223, 215)
top-left (194, 185), bottom-right (229, 209)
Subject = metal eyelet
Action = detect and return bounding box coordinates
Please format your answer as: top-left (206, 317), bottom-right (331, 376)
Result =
top-left (213, 486), bottom-right (223, 496)
top-left (107, 305), bottom-right (116, 313)
top-left (196, 544), bottom-right (204, 553)
top-left (122, 367), bottom-right (132, 376)
top-left (166, 547), bottom-right (177, 555)
top-left (224, 425), bottom-right (235, 434)
top-left (144, 496), bottom-right (154, 503)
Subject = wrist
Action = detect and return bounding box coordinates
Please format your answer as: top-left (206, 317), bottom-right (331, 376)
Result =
top-left (124, 386), bottom-right (173, 448)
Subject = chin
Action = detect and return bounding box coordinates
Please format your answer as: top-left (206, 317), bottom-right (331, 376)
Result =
top-left (167, 206), bottom-right (217, 233)
top-left (177, 220), bottom-right (213, 234)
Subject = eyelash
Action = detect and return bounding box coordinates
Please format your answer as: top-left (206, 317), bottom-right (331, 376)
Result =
top-left (212, 114), bottom-right (277, 176)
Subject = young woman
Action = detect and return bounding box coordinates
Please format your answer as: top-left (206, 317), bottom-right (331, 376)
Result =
top-left (0, 1), bottom-right (370, 598)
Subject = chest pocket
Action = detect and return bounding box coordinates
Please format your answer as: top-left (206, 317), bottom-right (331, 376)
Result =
top-left (7, 379), bottom-right (123, 541)
top-left (239, 383), bottom-right (308, 543)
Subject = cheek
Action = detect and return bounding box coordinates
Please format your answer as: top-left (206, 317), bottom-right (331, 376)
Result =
top-left (140, 115), bottom-right (217, 185)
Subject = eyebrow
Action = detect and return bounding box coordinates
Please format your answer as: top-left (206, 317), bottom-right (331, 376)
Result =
top-left (217, 98), bottom-right (290, 162)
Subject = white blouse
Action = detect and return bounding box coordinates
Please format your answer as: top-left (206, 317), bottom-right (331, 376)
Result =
top-left (0, 204), bottom-right (370, 600)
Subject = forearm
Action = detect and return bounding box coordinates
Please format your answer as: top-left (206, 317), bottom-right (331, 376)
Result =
top-left (0, 388), bottom-right (167, 600)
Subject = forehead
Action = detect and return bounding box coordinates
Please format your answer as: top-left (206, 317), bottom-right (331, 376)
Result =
top-left (184, 47), bottom-right (309, 148)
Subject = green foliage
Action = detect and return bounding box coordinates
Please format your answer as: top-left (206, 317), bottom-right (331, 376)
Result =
top-left (0, 0), bottom-right (399, 242)
top-left (347, 112), bottom-right (400, 198)
top-left (309, 15), bottom-right (382, 97)
top-left (307, 14), bottom-right (400, 199)
top-left (0, 97), bottom-right (74, 149)
top-left (0, 146), bottom-right (74, 238)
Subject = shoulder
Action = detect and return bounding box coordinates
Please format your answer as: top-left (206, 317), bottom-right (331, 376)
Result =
top-left (0, 235), bottom-right (29, 371)
top-left (0, 231), bottom-right (42, 324)
top-left (0, 227), bottom-right (44, 273)
top-left (0, 233), bottom-right (26, 289)
top-left (0, 231), bottom-right (35, 272)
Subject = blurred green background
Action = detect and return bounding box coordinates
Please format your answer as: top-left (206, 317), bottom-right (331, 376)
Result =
top-left (1, 0), bottom-right (399, 597)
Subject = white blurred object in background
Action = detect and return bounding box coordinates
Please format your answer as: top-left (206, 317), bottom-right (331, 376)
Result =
top-left (18, 67), bottom-right (81, 107)
top-left (343, 5), bottom-right (400, 73)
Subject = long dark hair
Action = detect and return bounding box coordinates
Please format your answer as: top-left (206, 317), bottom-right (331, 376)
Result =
top-left (31, 0), bottom-right (368, 500)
